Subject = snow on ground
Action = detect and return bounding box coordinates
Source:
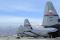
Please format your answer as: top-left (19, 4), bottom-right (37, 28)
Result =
top-left (0, 36), bottom-right (59, 40)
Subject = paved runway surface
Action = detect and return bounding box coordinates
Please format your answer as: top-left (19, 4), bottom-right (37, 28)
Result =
top-left (0, 36), bottom-right (60, 40)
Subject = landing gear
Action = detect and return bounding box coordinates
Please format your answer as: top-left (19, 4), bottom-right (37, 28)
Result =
top-left (16, 37), bottom-right (20, 39)
top-left (52, 36), bottom-right (56, 38)
top-left (16, 34), bottom-right (21, 39)
top-left (48, 33), bottom-right (56, 38)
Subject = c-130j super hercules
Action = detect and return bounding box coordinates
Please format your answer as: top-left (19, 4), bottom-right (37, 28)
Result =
top-left (16, 1), bottom-right (60, 38)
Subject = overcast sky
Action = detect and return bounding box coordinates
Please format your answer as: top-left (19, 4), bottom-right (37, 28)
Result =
top-left (0, 0), bottom-right (60, 26)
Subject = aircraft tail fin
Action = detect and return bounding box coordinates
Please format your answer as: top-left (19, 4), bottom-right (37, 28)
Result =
top-left (24, 19), bottom-right (33, 31)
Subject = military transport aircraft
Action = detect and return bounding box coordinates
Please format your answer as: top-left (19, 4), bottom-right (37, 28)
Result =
top-left (16, 19), bottom-right (57, 38)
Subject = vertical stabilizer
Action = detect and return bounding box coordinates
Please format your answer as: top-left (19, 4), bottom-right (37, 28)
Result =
top-left (44, 1), bottom-right (58, 16)
top-left (24, 19), bottom-right (32, 31)
top-left (42, 1), bottom-right (59, 27)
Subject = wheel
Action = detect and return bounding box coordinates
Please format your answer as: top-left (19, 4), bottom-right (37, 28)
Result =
top-left (52, 36), bottom-right (56, 38)
top-left (16, 37), bottom-right (20, 39)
